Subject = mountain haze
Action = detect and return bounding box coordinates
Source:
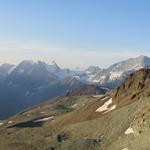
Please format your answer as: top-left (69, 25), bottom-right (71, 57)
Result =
top-left (0, 55), bottom-right (150, 119)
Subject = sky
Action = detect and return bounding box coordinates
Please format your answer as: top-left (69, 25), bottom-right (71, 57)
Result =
top-left (0, 0), bottom-right (150, 68)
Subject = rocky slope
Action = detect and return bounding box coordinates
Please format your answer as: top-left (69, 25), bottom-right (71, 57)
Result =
top-left (1, 68), bottom-right (150, 150)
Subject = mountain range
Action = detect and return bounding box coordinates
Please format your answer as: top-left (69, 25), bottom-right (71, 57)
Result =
top-left (0, 55), bottom-right (150, 119)
top-left (1, 67), bottom-right (150, 150)
top-left (82, 55), bottom-right (150, 88)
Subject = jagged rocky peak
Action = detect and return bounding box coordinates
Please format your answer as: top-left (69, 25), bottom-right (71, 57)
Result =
top-left (11, 60), bottom-right (33, 74)
top-left (52, 60), bottom-right (57, 65)
top-left (12, 60), bottom-right (46, 74)
top-left (51, 60), bottom-right (60, 68)
top-left (136, 55), bottom-right (150, 66)
top-left (108, 55), bottom-right (150, 71)
top-left (89, 55), bottom-right (150, 88)
top-left (19, 60), bottom-right (46, 67)
top-left (47, 60), bottom-right (61, 73)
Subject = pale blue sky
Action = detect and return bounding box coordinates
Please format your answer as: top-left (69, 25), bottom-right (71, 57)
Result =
top-left (0, 0), bottom-right (150, 68)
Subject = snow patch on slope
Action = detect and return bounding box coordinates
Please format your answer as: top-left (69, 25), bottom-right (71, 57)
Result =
top-left (96, 98), bottom-right (117, 113)
top-left (103, 105), bottom-right (117, 114)
top-left (125, 127), bottom-right (134, 135)
top-left (8, 121), bottom-right (14, 124)
top-left (71, 104), bottom-right (77, 108)
top-left (92, 95), bottom-right (103, 98)
top-left (101, 96), bottom-right (109, 101)
top-left (0, 122), bottom-right (4, 126)
top-left (122, 148), bottom-right (129, 150)
top-left (33, 116), bottom-right (54, 123)
top-left (96, 98), bottom-right (112, 112)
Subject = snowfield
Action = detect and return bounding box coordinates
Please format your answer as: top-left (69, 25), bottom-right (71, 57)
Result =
top-left (91, 75), bottom-right (106, 83)
top-left (71, 104), bottom-right (77, 108)
top-left (96, 98), bottom-right (111, 112)
top-left (125, 127), bottom-right (134, 135)
top-left (101, 96), bottom-right (109, 101)
top-left (92, 95), bottom-right (103, 98)
top-left (8, 121), bottom-right (14, 124)
top-left (96, 98), bottom-right (117, 113)
top-left (103, 105), bottom-right (117, 114)
top-left (34, 116), bottom-right (54, 123)
top-left (110, 71), bottom-right (123, 80)
top-left (122, 148), bottom-right (129, 150)
top-left (0, 122), bottom-right (4, 126)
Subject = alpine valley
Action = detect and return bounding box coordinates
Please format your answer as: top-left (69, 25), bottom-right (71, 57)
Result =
top-left (1, 58), bottom-right (150, 150)
top-left (0, 55), bottom-right (150, 119)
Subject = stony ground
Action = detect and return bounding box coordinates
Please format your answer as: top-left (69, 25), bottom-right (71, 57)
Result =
top-left (0, 93), bottom-right (144, 150)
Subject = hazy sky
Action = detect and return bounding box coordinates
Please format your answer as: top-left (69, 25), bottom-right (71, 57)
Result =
top-left (0, 0), bottom-right (150, 68)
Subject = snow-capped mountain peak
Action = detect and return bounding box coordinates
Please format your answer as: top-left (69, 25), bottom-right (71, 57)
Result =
top-left (0, 55), bottom-right (150, 90)
top-left (89, 55), bottom-right (150, 88)
top-left (47, 61), bottom-right (61, 73)
top-left (52, 60), bottom-right (58, 66)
